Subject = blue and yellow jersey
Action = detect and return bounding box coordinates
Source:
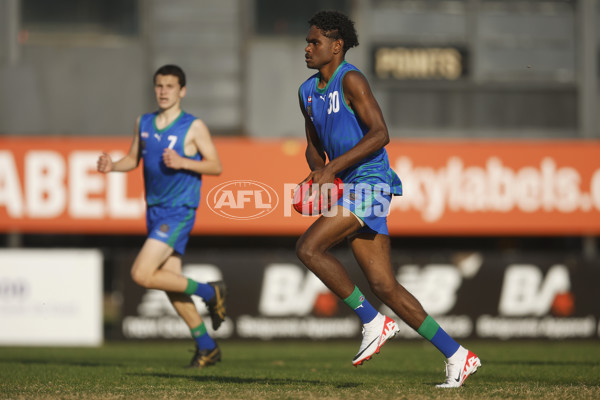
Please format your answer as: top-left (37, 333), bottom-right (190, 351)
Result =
top-left (138, 110), bottom-right (202, 208)
top-left (299, 61), bottom-right (402, 195)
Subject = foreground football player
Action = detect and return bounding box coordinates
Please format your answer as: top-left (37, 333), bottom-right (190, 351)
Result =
top-left (295, 11), bottom-right (480, 387)
top-left (97, 64), bottom-right (226, 368)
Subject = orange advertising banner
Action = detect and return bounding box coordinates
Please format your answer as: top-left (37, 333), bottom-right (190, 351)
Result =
top-left (1, 137), bottom-right (599, 235)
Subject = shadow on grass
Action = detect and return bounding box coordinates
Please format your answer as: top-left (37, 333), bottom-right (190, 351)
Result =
top-left (0, 358), bottom-right (123, 368)
top-left (129, 372), bottom-right (360, 388)
top-left (482, 359), bottom-right (600, 367)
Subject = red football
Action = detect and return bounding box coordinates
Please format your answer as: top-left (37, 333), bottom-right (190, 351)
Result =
top-left (293, 177), bottom-right (343, 215)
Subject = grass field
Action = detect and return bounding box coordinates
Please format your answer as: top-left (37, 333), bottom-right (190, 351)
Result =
top-left (1, 340), bottom-right (599, 399)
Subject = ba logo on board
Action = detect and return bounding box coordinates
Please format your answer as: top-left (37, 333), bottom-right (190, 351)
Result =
top-left (206, 180), bottom-right (279, 220)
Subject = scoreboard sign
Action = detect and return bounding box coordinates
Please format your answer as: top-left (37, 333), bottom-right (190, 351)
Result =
top-left (373, 45), bottom-right (468, 80)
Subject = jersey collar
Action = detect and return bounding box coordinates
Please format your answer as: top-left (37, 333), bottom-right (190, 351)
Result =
top-left (315, 61), bottom-right (347, 94)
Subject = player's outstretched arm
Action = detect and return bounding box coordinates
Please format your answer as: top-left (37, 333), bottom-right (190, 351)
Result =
top-left (97, 117), bottom-right (142, 174)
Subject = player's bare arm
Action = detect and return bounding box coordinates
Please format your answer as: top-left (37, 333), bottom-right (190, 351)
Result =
top-left (162, 118), bottom-right (222, 175)
top-left (97, 116), bottom-right (142, 173)
top-left (298, 92), bottom-right (327, 184)
top-left (322, 71), bottom-right (389, 178)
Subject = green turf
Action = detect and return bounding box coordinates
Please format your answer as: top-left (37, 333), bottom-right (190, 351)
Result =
top-left (1, 340), bottom-right (599, 399)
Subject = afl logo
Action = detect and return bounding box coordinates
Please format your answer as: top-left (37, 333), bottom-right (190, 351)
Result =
top-left (206, 180), bottom-right (279, 220)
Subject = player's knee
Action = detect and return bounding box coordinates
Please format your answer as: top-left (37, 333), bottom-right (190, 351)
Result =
top-left (131, 268), bottom-right (152, 288)
top-left (296, 238), bottom-right (318, 265)
top-left (295, 239), bottom-right (310, 263)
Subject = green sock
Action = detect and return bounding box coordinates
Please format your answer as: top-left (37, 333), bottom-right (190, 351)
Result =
top-left (417, 315), bottom-right (460, 358)
top-left (191, 322), bottom-right (216, 350)
top-left (184, 278), bottom-right (198, 295)
top-left (343, 286), bottom-right (378, 324)
top-left (417, 315), bottom-right (440, 340)
top-left (191, 322), bottom-right (207, 337)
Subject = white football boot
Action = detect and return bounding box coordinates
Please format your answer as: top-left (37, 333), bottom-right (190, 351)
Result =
top-left (352, 313), bottom-right (399, 366)
top-left (436, 346), bottom-right (481, 388)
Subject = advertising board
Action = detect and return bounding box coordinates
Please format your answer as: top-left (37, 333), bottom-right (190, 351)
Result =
top-left (0, 249), bottom-right (103, 346)
top-left (1, 137), bottom-right (599, 236)
top-left (116, 248), bottom-right (600, 341)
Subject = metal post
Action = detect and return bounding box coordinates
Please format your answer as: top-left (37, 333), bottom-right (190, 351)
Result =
top-left (583, 236), bottom-right (597, 260)
top-left (577, 0), bottom-right (598, 139)
top-left (577, 0), bottom-right (598, 261)
top-left (4, 0), bottom-right (21, 245)
top-left (5, 0), bottom-right (20, 66)
top-left (466, 0), bottom-right (480, 83)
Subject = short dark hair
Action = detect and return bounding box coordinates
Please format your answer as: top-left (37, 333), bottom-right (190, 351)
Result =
top-left (308, 10), bottom-right (359, 54)
top-left (153, 64), bottom-right (186, 87)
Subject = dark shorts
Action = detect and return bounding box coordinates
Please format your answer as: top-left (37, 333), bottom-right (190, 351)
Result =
top-left (335, 183), bottom-right (392, 236)
top-left (146, 206), bottom-right (197, 255)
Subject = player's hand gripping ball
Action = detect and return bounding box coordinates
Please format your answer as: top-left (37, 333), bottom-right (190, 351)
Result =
top-left (293, 177), bottom-right (343, 215)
